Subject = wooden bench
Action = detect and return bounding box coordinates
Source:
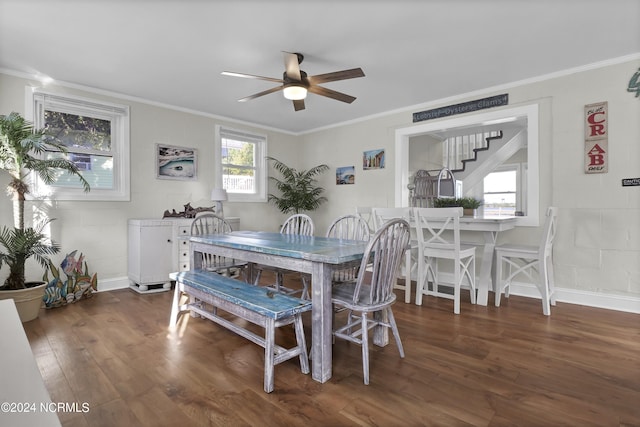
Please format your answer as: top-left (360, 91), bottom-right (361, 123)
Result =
top-left (169, 270), bottom-right (311, 393)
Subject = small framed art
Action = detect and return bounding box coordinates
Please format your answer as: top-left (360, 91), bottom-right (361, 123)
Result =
top-left (156, 143), bottom-right (197, 180)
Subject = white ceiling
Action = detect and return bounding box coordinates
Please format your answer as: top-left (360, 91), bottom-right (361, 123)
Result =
top-left (1, 0), bottom-right (639, 134)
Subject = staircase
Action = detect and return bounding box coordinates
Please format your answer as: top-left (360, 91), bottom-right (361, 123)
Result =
top-left (444, 128), bottom-right (527, 194)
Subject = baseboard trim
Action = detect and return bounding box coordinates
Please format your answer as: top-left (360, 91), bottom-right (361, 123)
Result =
top-left (97, 276), bottom-right (130, 292)
top-left (508, 282), bottom-right (640, 314)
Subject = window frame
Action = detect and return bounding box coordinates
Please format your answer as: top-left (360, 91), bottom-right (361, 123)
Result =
top-left (27, 88), bottom-right (130, 201)
top-left (480, 163), bottom-right (523, 216)
top-left (215, 125), bottom-right (267, 203)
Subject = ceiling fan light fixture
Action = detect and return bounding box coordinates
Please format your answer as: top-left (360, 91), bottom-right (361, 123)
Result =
top-left (283, 84), bottom-right (307, 100)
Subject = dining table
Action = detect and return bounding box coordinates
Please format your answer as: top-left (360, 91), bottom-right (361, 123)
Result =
top-left (188, 230), bottom-right (370, 384)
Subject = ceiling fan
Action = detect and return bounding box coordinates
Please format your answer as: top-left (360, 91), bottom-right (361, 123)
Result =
top-left (221, 52), bottom-right (365, 111)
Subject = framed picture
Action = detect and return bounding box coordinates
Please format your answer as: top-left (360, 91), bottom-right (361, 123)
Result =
top-left (156, 143), bottom-right (197, 180)
top-left (336, 166), bottom-right (355, 185)
top-left (363, 148), bottom-right (385, 169)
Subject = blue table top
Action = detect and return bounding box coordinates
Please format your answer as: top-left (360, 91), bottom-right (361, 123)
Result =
top-left (190, 231), bottom-right (368, 265)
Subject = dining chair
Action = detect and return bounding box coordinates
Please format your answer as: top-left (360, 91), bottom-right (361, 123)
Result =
top-left (371, 207), bottom-right (416, 303)
top-left (332, 218), bottom-right (410, 385)
top-left (326, 214), bottom-right (371, 283)
top-left (253, 213), bottom-right (314, 298)
top-left (494, 206), bottom-right (558, 315)
top-left (413, 207), bottom-right (476, 314)
top-left (190, 214), bottom-right (247, 278)
top-left (355, 206), bottom-right (374, 232)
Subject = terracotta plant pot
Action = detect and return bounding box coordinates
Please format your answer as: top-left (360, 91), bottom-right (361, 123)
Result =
top-left (0, 282), bottom-right (47, 323)
top-left (463, 208), bottom-right (478, 217)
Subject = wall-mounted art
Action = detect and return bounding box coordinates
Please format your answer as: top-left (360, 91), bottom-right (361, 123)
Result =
top-left (336, 166), bottom-right (355, 185)
top-left (363, 149), bottom-right (385, 169)
top-left (156, 143), bottom-right (197, 180)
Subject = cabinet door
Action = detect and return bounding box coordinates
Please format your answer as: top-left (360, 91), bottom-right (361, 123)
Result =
top-left (136, 223), bottom-right (174, 284)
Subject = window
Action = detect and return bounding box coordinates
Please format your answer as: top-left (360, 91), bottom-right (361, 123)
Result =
top-left (482, 166), bottom-right (521, 216)
top-left (30, 90), bottom-right (130, 201)
top-left (215, 126), bottom-right (267, 202)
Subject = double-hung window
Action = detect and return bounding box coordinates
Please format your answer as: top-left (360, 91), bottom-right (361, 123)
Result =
top-left (482, 164), bottom-right (523, 216)
top-left (30, 90), bottom-right (130, 201)
top-left (215, 126), bottom-right (267, 202)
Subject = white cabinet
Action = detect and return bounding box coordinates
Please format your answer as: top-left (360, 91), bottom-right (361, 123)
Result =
top-left (127, 217), bottom-right (240, 293)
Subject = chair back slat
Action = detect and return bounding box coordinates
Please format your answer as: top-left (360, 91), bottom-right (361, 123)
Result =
top-left (280, 214), bottom-right (314, 236)
top-left (539, 206), bottom-right (558, 259)
top-left (326, 214), bottom-right (371, 241)
top-left (191, 214), bottom-right (233, 235)
top-left (352, 219), bottom-right (410, 305)
top-left (371, 207), bottom-right (413, 231)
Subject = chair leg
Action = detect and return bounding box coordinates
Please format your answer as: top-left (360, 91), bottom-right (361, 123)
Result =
top-left (386, 308), bottom-right (405, 358)
top-left (404, 248), bottom-right (411, 303)
top-left (539, 258), bottom-right (551, 316)
top-left (415, 256), bottom-right (425, 306)
top-left (361, 312), bottom-right (370, 385)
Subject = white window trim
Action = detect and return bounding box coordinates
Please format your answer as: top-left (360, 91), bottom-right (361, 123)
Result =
top-left (479, 163), bottom-right (523, 213)
top-left (26, 88), bottom-right (130, 201)
top-left (395, 103), bottom-right (539, 227)
top-left (214, 125), bottom-right (267, 203)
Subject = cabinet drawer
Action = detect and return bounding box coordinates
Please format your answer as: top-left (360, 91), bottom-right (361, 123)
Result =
top-left (179, 239), bottom-right (190, 250)
top-left (179, 261), bottom-right (190, 271)
top-left (177, 226), bottom-right (191, 237)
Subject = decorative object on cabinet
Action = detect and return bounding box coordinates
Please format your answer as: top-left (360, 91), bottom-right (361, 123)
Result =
top-left (127, 217), bottom-right (240, 294)
top-left (210, 188), bottom-right (228, 218)
top-left (162, 202), bottom-right (214, 219)
top-left (156, 143), bottom-right (197, 180)
top-left (42, 250), bottom-right (97, 308)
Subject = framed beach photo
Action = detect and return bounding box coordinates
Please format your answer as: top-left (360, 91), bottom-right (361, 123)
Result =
top-left (336, 166), bottom-right (355, 185)
top-left (363, 148), bottom-right (385, 169)
top-left (156, 143), bottom-right (197, 180)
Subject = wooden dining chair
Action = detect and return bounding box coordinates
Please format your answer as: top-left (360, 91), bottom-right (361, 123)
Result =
top-left (371, 207), bottom-right (416, 303)
top-left (413, 207), bottom-right (476, 314)
top-left (253, 214), bottom-right (314, 298)
top-left (190, 214), bottom-right (247, 278)
top-left (326, 214), bottom-right (371, 284)
top-left (494, 206), bottom-right (558, 315)
top-left (332, 218), bottom-right (410, 385)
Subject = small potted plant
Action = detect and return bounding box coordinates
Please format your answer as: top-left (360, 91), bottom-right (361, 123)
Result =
top-left (434, 197), bottom-right (482, 217)
top-left (0, 112), bottom-right (90, 322)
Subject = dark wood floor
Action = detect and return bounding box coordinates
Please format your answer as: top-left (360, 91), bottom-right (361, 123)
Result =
top-left (23, 276), bottom-right (640, 426)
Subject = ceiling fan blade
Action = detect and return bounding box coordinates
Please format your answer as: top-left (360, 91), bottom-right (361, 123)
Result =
top-left (307, 68), bottom-right (365, 85)
top-left (307, 85), bottom-right (357, 104)
top-left (293, 99), bottom-right (305, 111)
top-left (238, 85), bottom-right (284, 102)
top-left (221, 71), bottom-right (283, 84)
top-left (283, 51), bottom-right (302, 81)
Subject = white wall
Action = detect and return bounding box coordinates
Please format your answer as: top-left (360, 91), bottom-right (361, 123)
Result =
top-left (1, 56), bottom-right (638, 312)
top-left (300, 58), bottom-right (640, 311)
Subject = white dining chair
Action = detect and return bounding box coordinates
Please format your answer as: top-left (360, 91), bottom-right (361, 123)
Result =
top-left (190, 214), bottom-right (247, 278)
top-left (326, 214), bottom-right (371, 284)
top-left (371, 207), bottom-right (416, 303)
top-left (355, 206), bottom-right (374, 232)
top-left (253, 213), bottom-right (314, 298)
top-left (413, 207), bottom-right (476, 314)
top-left (332, 218), bottom-right (410, 385)
top-left (494, 206), bottom-right (558, 315)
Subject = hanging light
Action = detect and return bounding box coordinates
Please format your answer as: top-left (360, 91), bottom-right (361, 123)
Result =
top-left (283, 84), bottom-right (307, 100)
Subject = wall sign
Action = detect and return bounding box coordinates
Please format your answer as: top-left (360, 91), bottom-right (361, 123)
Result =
top-left (413, 94), bottom-right (508, 122)
top-left (622, 178), bottom-right (640, 187)
top-left (584, 101), bottom-right (608, 174)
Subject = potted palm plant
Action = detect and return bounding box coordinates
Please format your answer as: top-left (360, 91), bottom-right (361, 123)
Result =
top-left (266, 157), bottom-right (329, 215)
top-left (0, 111), bottom-right (90, 322)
